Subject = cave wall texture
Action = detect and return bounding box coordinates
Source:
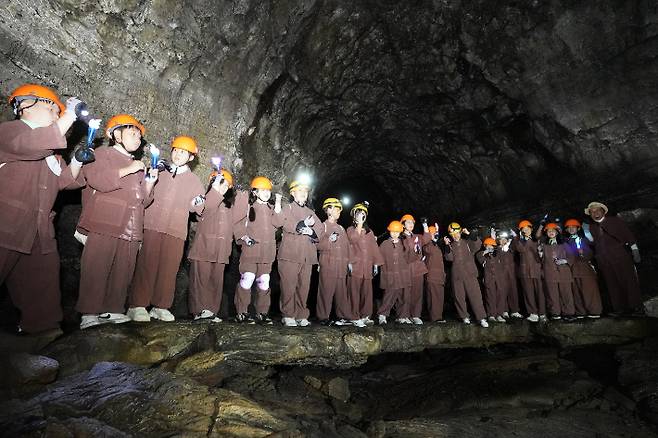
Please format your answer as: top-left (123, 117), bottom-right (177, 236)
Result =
top-left (1, 0), bottom-right (657, 224)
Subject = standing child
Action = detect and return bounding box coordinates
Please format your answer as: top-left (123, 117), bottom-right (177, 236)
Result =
top-left (399, 214), bottom-right (431, 324)
top-left (564, 219), bottom-right (602, 318)
top-left (377, 221), bottom-right (412, 324)
top-left (423, 225), bottom-right (446, 323)
top-left (512, 220), bottom-right (545, 323)
top-left (539, 222), bottom-right (575, 321)
top-left (496, 230), bottom-right (523, 319)
top-left (233, 176), bottom-right (282, 324)
top-left (76, 114), bottom-right (158, 329)
top-left (476, 237), bottom-right (506, 323)
top-left (128, 136), bottom-right (205, 322)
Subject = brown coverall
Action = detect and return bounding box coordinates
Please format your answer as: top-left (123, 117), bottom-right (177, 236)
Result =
top-left (277, 202), bottom-right (323, 319)
top-left (589, 216), bottom-right (642, 312)
top-left (497, 243), bottom-right (520, 314)
top-left (512, 237), bottom-right (545, 315)
top-left (378, 238), bottom-right (412, 318)
top-left (233, 195), bottom-right (282, 315)
top-left (346, 226), bottom-right (384, 319)
top-left (445, 238), bottom-right (486, 321)
top-left (541, 242), bottom-right (575, 317)
top-left (316, 220), bottom-right (353, 320)
top-left (76, 146), bottom-right (152, 315)
top-left (423, 241), bottom-right (446, 321)
top-left (130, 168), bottom-right (204, 310)
top-left (476, 250), bottom-right (505, 317)
top-left (565, 236), bottom-right (603, 316)
top-left (0, 120), bottom-right (84, 332)
top-left (188, 189), bottom-right (244, 315)
top-left (401, 231), bottom-right (431, 318)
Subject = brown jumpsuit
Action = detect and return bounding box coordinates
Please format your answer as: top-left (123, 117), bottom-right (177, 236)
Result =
top-left (130, 168), bottom-right (204, 310)
top-left (476, 250), bottom-right (505, 317)
top-left (497, 243), bottom-right (520, 314)
top-left (423, 241), bottom-right (446, 321)
top-left (565, 236), bottom-right (603, 316)
top-left (346, 226), bottom-right (384, 319)
top-left (512, 237), bottom-right (545, 315)
top-left (445, 238), bottom-right (486, 321)
top-left (316, 221), bottom-right (353, 321)
top-left (0, 120), bottom-right (84, 332)
top-left (541, 242), bottom-right (575, 317)
top-left (589, 216), bottom-right (642, 312)
top-left (401, 231), bottom-right (431, 318)
top-left (277, 202), bottom-right (323, 320)
top-left (378, 238), bottom-right (412, 318)
top-left (76, 146), bottom-right (153, 315)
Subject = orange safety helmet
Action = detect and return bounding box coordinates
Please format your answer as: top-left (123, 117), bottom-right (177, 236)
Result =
top-left (8, 84), bottom-right (66, 114)
top-left (564, 219), bottom-right (581, 228)
top-left (171, 135), bottom-right (198, 154)
top-left (251, 176), bottom-right (273, 190)
top-left (400, 214), bottom-right (415, 223)
top-left (428, 225), bottom-right (438, 235)
top-left (105, 114), bottom-right (146, 139)
top-left (518, 220), bottom-right (533, 230)
top-left (387, 220), bottom-right (404, 233)
top-left (483, 237), bottom-right (497, 247)
top-left (544, 222), bottom-right (560, 231)
top-left (210, 169), bottom-right (234, 187)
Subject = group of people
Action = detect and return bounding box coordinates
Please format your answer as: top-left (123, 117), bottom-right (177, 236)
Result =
top-left (0, 84), bottom-right (645, 334)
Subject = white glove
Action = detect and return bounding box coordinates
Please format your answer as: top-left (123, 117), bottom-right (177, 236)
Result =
top-left (329, 232), bottom-right (339, 242)
top-left (347, 263), bottom-right (353, 274)
top-left (191, 195), bottom-right (205, 207)
top-left (554, 258), bottom-right (568, 266)
top-left (373, 265), bottom-right (379, 276)
top-left (304, 215), bottom-right (315, 227)
top-left (65, 97), bottom-right (82, 118)
top-left (88, 118), bottom-right (102, 130)
top-left (300, 226), bottom-right (314, 236)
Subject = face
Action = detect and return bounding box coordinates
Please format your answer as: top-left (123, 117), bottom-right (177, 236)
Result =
top-left (326, 205), bottom-right (342, 221)
top-left (403, 220), bottom-right (414, 232)
top-left (589, 207), bottom-right (605, 221)
top-left (354, 210), bottom-right (366, 224)
top-left (566, 226), bottom-right (578, 235)
top-left (485, 244), bottom-right (494, 251)
top-left (292, 187), bottom-right (308, 204)
top-left (450, 230), bottom-right (461, 240)
top-left (171, 148), bottom-right (193, 166)
top-left (521, 226), bottom-right (532, 237)
top-left (20, 99), bottom-right (60, 125)
top-left (390, 231), bottom-right (400, 239)
top-left (255, 188), bottom-right (271, 202)
top-left (114, 126), bottom-right (143, 152)
top-left (498, 237), bottom-right (508, 246)
top-left (546, 228), bottom-right (557, 238)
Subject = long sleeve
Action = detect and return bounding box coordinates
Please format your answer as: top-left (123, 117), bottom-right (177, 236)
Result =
top-left (83, 152), bottom-right (122, 193)
top-left (57, 159), bottom-right (86, 190)
top-left (0, 122), bottom-right (67, 162)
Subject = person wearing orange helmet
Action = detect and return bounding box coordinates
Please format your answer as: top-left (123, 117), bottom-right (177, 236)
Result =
top-left (399, 214), bottom-right (431, 325)
top-left (511, 219), bottom-right (546, 322)
top-left (539, 223), bottom-right (575, 321)
top-left (0, 84), bottom-right (86, 333)
top-left (376, 220), bottom-right (412, 325)
top-left (233, 176), bottom-right (282, 324)
top-left (494, 229), bottom-right (523, 320)
top-left (75, 114), bottom-right (158, 329)
top-left (564, 219), bottom-right (602, 318)
top-left (476, 237), bottom-right (506, 323)
top-left (423, 224), bottom-right (447, 323)
top-left (188, 169), bottom-right (244, 322)
top-left (127, 136), bottom-right (206, 323)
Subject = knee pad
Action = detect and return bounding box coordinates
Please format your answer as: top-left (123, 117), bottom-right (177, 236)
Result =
top-left (256, 273), bottom-right (270, 291)
top-left (239, 272), bottom-right (256, 289)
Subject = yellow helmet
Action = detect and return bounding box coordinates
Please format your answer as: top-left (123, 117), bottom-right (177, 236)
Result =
top-left (400, 214), bottom-right (415, 223)
top-left (289, 180), bottom-right (311, 193)
top-left (171, 135), bottom-right (198, 154)
top-left (251, 176), bottom-right (273, 190)
top-left (448, 222), bottom-right (462, 233)
top-left (351, 201), bottom-right (369, 217)
top-left (323, 197), bottom-right (343, 210)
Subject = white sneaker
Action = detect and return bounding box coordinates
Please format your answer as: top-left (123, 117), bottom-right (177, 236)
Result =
top-left (194, 309), bottom-right (221, 322)
top-left (587, 314), bottom-right (601, 319)
top-left (282, 317), bottom-right (297, 327)
top-left (539, 314), bottom-right (548, 322)
top-left (80, 314), bottom-right (103, 330)
top-left (411, 317), bottom-right (423, 325)
top-left (480, 319), bottom-right (489, 328)
top-left (463, 318), bottom-right (471, 325)
top-left (502, 311), bottom-right (510, 318)
top-left (98, 312), bottom-right (131, 324)
top-left (488, 316), bottom-right (496, 322)
top-left (334, 319), bottom-right (351, 326)
top-left (352, 319), bottom-right (366, 328)
top-left (496, 316), bottom-right (506, 323)
top-left (297, 318), bottom-right (310, 327)
top-left (511, 312), bottom-right (523, 319)
top-left (378, 315), bottom-right (387, 325)
top-left (526, 313), bottom-right (539, 323)
top-left (127, 307), bottom-right (150, 322)
top-left (403, 318), bottom-right (413, 324)
top-left (149, 307), bottom-right (175, 322)
top-left (551, 315), bottom-right (562, 321)
top-left (363, 316), bottom-right (375, 326)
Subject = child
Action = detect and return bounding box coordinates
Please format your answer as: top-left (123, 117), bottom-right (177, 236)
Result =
top-left (234, 176), bottom-right (282, 324)
top-left (188, 169), bottom-right (241, 322)
top-left (443, 222), bottom-right (488, 328)
top-left (377, 220), bottom-right (412, 324)
top-left (539, 223), bottom-right (575, 321)
top-left (512, 220), bottom-right (545, 323)
top-left (128, 136), bottom-right (205, 322)
top-left (476, 237), bottom-right (506, 323)
top-left (346, 202), bottom-right (384, 325)
top-left (399, 214), bottom-right (431, 324)
top-left (423, 225), bottom-right (446, 323)
top-left (316, 198), bottom-right (360, 326)
top-left (495, 230), bottom-right (523, 319)
top-left (0, 84), bottom-right (84, 333)
top-left (564, 219), bottom-right (602, 318)
top-left (76, 114), bottom-right (158, 329)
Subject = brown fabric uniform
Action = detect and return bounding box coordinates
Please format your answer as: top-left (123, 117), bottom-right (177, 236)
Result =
top-left (346, 226), bottom-right (384, 319)
top-left (445, 237), bottom-right (486, 321)
top-left (233, 194), bottom-right (282, 315)
top-left (401, 231), bottom-right (431, 318)
top-left (588, 216), bottom-right (642, 312)
top-left (188, 189), bottom-right (244, 315)
top-left (316, 220), bottom-right (353, 320)
top-left (129, 168), bottom-right (204, 309)
top-left (76, 146), bottom-right (152, 315)
top-left (377, 238), bottom-right (412, 318)
top-left (0, 120), bottom-right (83, 332)
top-left (423, 241), bottom-right (446, 321)
top-left (512, 237), bottom-right (545, 315)
top-left (541, 242), bottom-right (575, 316)
top-left (277, 202), bottom-right (323, 319)
top-left (476, 250), bottom-right (505, 317)
top-left (497, 243), bottom-right (519, 313)
top-left (565, 236), bottom-right (603, 316)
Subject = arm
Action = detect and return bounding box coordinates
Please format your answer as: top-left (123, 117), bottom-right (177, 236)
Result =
top-left (83, 150), bottom-right (124, 193)
top-left (188, 178), bottom-right (206, 215)
top-left (0, 122), bottom-right (68, 162)
top-left (57, 158), bottom-right (86, 190)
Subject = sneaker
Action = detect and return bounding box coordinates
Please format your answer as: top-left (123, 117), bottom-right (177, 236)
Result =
top-left (463, 318), bottom-right (471, 325)
top-left (127, 307), bottom-right (150, 322)
top-left (246, 314), bottom-right (257, 325)
top-left (297, 318), bottom-right (310, 327)
top-left (378, 315), bottom-right (387, 325)
top-left (480, 319), bottom-right (489, 328)
top-left (80, 314), bottom-right (103, 330)
top-left (149, 307), bottom-right (175, 322)
top-left (334, 319), bottom-right (351, 326)
top-left (235, 313), bottom-right (254, 324)
top-left (502, 311), bottom-right (510, 319)
top-left (434, 319), bottom-right (447, 324)
top-left (539, 314), bottom-right (548, 323)
top-left (282, 317), bottom-right (297, 327)
top-left (395, 318), bottom-right (407, 324)
top-left (352, 319), bottom-right (366, 328)
top-left (411, 317), bottom-right (423, 325)
top-left (363, 316), bottom-right (375, 326)
top-left (320, 319), bottom-right (334, 326)
top-left (496, 316), bottom-right (506, 323)
top-left (402, 318), bottom-right (413, 324)
top-left (256, 313), bottom-right (273, 325)
top-left (194, 309), bottom-right (222, 323)
top-left (488, 316), bottom-right (496, 322)
top-left (98, 312), bottom-right (131, 324)
top-left (576, 315), bottom-right (585, 319)
top-left (587, 314), bottom-right (601, 319)
top-left (551, 315), bottom-right (562, 321)
top-left (563, 315), bottom-right (577, 322)
top-left (526, 314), bottom-right (539, 323)
top-left (511, 312), bottom-right (523, 319)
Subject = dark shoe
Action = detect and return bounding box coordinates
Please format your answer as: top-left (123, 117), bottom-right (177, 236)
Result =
top-left (319, 319), bottom-right (334, 326)
top-left (235, 313), bottom-right (250, 323)
top-left (563, 316), bottom-right (578, 322)
top-left (256, 313), bottom-right (273, 325)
